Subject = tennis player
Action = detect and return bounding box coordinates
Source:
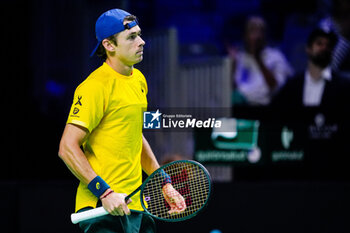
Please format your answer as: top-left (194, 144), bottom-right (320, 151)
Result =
top-left (58, 8), bottom-right (186, 233)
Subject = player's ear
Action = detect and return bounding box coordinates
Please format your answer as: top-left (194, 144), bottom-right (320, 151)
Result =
top-left (102, 39), bottom-right (116, 52)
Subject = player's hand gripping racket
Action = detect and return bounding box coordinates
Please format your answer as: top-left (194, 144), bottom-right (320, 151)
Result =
top-left (71, 160), bottom-right (212, 223)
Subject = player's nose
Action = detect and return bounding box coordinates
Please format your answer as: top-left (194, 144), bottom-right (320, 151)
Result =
top-left (138, 37), bottom-right (145, 47)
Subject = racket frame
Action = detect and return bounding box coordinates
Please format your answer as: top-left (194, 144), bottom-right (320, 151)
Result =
top-left (71, 160), bottom-right (212, 223)
top-left (135, 160), bottom-right (212, 222)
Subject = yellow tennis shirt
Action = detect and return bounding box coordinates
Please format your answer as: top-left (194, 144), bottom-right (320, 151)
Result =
top-left (66, 62), bottom-right (148, 212)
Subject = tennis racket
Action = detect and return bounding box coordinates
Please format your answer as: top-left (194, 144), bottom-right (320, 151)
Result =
top-left (71, 160), bottom-right (212, 224)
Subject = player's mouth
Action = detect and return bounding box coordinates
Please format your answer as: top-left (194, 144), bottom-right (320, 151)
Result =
top-left (136, 49), bottom-right (143, 55)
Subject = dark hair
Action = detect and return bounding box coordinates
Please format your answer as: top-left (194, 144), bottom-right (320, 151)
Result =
top-left (96, 15), bottom-right (137, 60)
top-left (306, 28), bottom-right (338, 49)
top-left (96, 35), bottom-right (117, 60)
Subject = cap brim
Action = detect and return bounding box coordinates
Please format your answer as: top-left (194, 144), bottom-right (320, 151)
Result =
top-left (90, 41), bottom-right (101, 57)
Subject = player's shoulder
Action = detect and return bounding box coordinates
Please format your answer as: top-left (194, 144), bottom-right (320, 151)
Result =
top-left (75, 68), bottom-right (107, 94)
top-left (133, 68), bottom-right (147, 82)
top-left (89, 63), bottom-right (114, 83)
top-left (133, 68), bottom-right (145, 78)
top-left (74, 80), bottom-right (104, 99)
top-left (78, 63), bottom-right (113, 88)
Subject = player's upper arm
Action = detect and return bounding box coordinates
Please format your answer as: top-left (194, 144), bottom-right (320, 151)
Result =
top-left (66, 80), bottom-right (105, 133)
top-left (59, 123), bottom-right (89, 158)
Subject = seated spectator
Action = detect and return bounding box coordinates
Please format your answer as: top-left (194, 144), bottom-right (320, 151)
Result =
top-left (273, 28), bottom-right (350, 108)
top-left (227, 16), bottom-right (293, 106)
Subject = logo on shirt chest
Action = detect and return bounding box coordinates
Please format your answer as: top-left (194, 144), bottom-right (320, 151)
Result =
top-left (139, 82), bottom-right (146, 94)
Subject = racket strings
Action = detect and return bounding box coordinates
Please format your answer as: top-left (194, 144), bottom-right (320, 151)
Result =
top-left (143, 162), bottom-right (210, 220)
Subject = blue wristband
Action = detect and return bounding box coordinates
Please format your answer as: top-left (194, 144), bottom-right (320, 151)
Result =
top-left (160, 169), bottom-right (172, 187)
top-left (87, 176), bottom-right (110, 198)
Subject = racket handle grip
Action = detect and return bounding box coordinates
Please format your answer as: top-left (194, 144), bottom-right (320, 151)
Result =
top-left (71, 207), bottom-right (108, 224)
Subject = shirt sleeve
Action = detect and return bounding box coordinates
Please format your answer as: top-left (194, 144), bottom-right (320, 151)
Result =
top-left (66, 80), bottom-right (105, 133)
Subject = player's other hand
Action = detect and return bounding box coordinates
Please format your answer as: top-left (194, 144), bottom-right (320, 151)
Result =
top-left (100, 189), bottom-right (131, 216)
top-left (162, 183), bottom-right (187, 214)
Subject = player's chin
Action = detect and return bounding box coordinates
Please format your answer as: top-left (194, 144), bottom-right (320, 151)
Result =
top-left (133, 55), bottom-right (143, 64)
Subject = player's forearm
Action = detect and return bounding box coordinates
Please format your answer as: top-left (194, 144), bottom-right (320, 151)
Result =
top-left (59, 142), bottom-right (97, 184)
top-left (141, 135), bottom-right (160, 175)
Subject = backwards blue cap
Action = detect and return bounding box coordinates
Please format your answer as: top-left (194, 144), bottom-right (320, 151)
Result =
top-left (90, 9), bottom-right (138, 57)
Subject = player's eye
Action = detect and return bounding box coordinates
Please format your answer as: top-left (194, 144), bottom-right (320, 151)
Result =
top-left (128, 35), bottom-right (137, 40)
top-left (128, 32), bottom-right (142, 40)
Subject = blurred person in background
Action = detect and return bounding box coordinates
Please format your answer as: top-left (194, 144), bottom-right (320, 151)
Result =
top-left (227, 16), bottom-right (293, 106)
top-left (272, 28), bottom-right (350, 179)
top-left (273, 28), bottom-right (349, 108)
top-left (319, 0), bottom-right (350, 77)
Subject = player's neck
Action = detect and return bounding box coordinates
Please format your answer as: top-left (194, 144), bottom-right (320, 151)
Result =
top-left (105, 58), bottom-right (133, 76)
